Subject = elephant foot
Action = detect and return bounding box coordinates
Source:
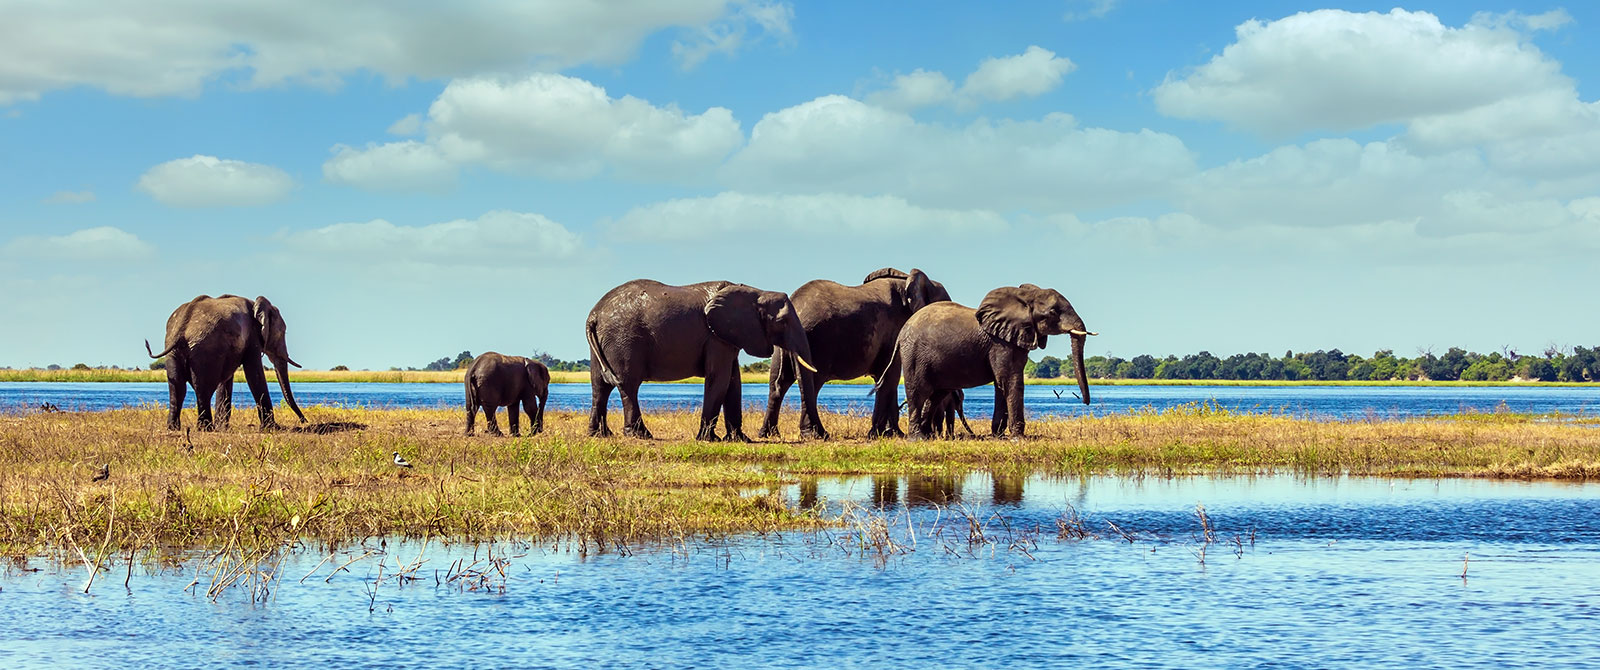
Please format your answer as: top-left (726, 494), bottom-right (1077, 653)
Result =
top-left (695, 427), bottom-right (721, 442)
top-left (800, 426), bottom-right (829, 441)
top-left (757, 424), bottom-right (780, 439)
top-left (726, 430), bottom-right (754, 444)
top-left (464, 430), bottom-right (474, 437)
top-left (624, 425), bottom-right (654, 440)
top-left (590, 425), bottom-right (613, 438)
top-left (531, 426), bottom-right (543, 436)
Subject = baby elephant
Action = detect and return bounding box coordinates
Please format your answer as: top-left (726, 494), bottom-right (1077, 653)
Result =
top-left (465, 352), bottom-right (550, 437)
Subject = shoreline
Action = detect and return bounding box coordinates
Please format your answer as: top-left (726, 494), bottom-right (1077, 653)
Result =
top-left (3, 405), bottom-right (1597, 556)
top-left (2, 368), bottom-right (1596, 387)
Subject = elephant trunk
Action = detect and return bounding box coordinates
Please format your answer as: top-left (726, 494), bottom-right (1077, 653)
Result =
top-left (1071, 333), bottom-right (1090, 406)
top-left (272, 357), bottom-right (307, 423)
top-left (779, 310), bottom-right (819, 376)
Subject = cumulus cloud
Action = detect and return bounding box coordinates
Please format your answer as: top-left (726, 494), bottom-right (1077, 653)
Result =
top-left (136, 155), bottom-right (294, 207)
top-left (43, 190), bottom-right (95, 204)
top-left (0, 0), bottom-right (769, 104)
top-left (3, 226), bottom-right (154, 261)
top-left (323, 141), bottom-right (457, 193)
top-left (606, 192), bottom-right (1008, 240)
top-left (281, 210), bottom-right (582, 266)
top-left (672, 0), bottom-right (793, 70)
top-left (723, 95), bottom-right (1193, 212)
top-left (325, 73), bottom-right (743, 187)
top-left (868, 46), bottom-right (1075, 111)
top-left (1152, 9), bottom-right (1573, 135)
top-left (386, 113), bottom-right (422, 136)
top-left (1063, 0), bottom-right (1120, 22)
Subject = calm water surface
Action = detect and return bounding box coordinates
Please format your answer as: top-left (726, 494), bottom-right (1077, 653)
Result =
top-left (3, 475), bottom-right (1598, 667)
top-left (4, 381), bottom-right (1599, 420)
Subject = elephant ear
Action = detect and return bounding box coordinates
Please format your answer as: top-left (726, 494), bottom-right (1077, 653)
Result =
top-left (252, 296), bottom-right (279, 346)
top-left (904, 268), bottom-right (933, 313)
top-left (976, 286), bottom-right (1043, 350)
top-left (705, 284), bottom-right (774, 357)
top-left (862, 267), bottom-right (907, 284)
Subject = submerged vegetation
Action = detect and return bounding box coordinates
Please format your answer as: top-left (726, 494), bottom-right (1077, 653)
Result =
top-left (2, 404), bottom-right (1598, 559)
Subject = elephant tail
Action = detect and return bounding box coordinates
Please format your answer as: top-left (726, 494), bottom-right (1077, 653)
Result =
top-left (870, 343), bottom-right (901, 397)
top-left (955, 396), bottom-right (975, 436)
top-left (145, 339), bottom-right (181, 360)
top-left (586, 316), bottom-right (620, 386)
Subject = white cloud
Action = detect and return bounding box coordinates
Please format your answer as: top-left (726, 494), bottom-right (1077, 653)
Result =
top-left (960, 46), bottom-right (1077, 106)
top-left (136, 155), bottom-right (294, 207)
top-left (326, 73), bottom-right (743, 186)
top-left (323, 141), bottom-right (457, 193)
top-left (867, 46), bottom-right (1075, 112)
top-left (281, 210), bottom-right (582, 266)
top-left (723, 95), bottom-right (1193, 212)
top-left (1064, 0), bottom-right (1119, 22)
top-left (0, 0), bottom-right (760, 104)
top-left (1152, 9), bottom-right (1572, 135)
top-left (672, 1), bottom-right (793, 70)
top-left (386, 113), bottom-right (422, 136)
top-left (3, 226), bottom-right (154, 261)
top-left (43, 190), bottom-right (95, 204)
top-left (607, 192), bottom-right (1008, 240)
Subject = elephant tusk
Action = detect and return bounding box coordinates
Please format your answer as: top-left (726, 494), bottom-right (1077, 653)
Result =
top-left (1068, 329), bottom-right (1098, 337)
top-left (796, 355), bottom-right (819, 373)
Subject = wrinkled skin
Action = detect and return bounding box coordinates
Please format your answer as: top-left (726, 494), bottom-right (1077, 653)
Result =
top-left (464, 352), bottom-right (549, 437)
top-left (587, 280), bottom-right (817, 441)
top-left (145, 294), bottom-right (306, 431)
top-left (760, 267), bottom-right (950, 440)
top-left (888, 284), bottom-right (1093, 439)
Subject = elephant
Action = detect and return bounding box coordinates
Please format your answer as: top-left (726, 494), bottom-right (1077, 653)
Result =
top-left (144, 294), bottom-right (306, 431)
top-left (886, 284), bottom-right (1094, 439)
top-left (758, 268), bottom-right (951, 440)
top-left (898, 388), bottom-right (974, 438)
top-left (464, 352), bottom-right (549, 437)
top-left (586, 280), bottom-right (818, 441)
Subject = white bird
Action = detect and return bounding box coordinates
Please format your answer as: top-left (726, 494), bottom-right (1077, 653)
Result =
top-left (392, 451), bottom-right (413, 469)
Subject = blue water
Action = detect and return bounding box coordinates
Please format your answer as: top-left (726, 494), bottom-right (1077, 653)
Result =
top-left (3, 474), bottom-right (1598, 667)
top-left (3, 381), bottom-right (1598, 420)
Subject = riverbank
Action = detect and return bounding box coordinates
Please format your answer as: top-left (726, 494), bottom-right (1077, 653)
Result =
top-left (3, 368), bottom-right (1594, 387)
top-left (3, 405), bottom-right (1597, 556)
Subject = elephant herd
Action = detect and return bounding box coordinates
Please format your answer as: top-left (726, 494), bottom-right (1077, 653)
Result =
top-left (147, 270), bottom-right (1095, 441)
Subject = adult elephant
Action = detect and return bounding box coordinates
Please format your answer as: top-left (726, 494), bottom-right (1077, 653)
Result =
top-left (758, 268), bottom-right (951, 440)
top-left (888, 284), bottom-right (1094, 439)
top-left (145, 295), bottom-right (307, 431)
top-left (586, 280), bottom-right (818, 441)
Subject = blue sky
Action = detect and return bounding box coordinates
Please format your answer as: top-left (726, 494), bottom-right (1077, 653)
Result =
top-left (2, 1), bottom-right (1597, 369)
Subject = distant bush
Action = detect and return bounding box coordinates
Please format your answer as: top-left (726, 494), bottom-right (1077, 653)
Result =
top-left (71, 363), bottom-right (91, 370)
top-left (742, 359), bottom-right (771, 374)
top-left (149, 358), bottom-right (167, 370)
top-left (46, 364), bottom-right (62, 371)
top-left (331, 365), bottom-right (350, 371)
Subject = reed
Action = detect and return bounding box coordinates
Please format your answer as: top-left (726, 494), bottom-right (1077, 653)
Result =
top-left (2, 403), bottom-right (1597, 559)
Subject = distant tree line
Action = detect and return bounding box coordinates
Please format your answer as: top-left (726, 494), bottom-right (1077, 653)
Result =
top-left (406, 351), bottom-right (590, 372)
top-left (1026, 347), bottom-right (1600, 382)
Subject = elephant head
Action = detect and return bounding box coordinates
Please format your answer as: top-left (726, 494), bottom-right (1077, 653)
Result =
top-left (975, 284), bottom-right (1096, 405)
top-left (705, 284), bottom-right (819, 375)
top-left (863, 267), bottom-right (951, 314)
top-left (253, 296), bottom-right (307, 423)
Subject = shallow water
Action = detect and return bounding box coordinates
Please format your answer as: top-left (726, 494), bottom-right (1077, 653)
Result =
top-left (4, 381), bottom-right (1598, 420)
top-left (4, 474), bottom-right (1598, 667)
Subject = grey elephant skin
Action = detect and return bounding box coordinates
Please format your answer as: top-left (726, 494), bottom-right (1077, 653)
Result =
top-left (145, 294), bottom-right (307, 431)
top-left (464, 352), bottom-right (549, 437)
top-left (586, 279), bottom-right (818, 441)
top-left (759, 268), bottom-right (950, 440)
top-left (889, 284), bottom-right (1094, 438)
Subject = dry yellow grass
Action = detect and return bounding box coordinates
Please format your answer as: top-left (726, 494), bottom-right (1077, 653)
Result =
top-left (2, 404), bottom-right (1597, 555)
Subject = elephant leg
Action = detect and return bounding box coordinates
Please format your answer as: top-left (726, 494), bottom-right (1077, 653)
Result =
top-left (904, 386), bottom-right (929, 440)
top-left (483, 405), bottom-right (503, 437)
top-left (507, 399), bottom-right (521, 437)
top-left (193, 380), bottom-right (217, 432)
top-left (165, 370), bottom-right (186, 431)
top-left (868, 354), bottom-right (901, 438)
top-left (589, 378), bottom-right (614, 437)
top-left (465, 395), bottom-right (477, 436)
top-left (798, 367), bottom-right (830, 441)
top-left (991, 385), bottom-right (1008, 437)
top-left (620, 380), bottom-right (652, 439)
top-left (525, 392), bottom-right (543, 436)
top-left (758, 348), bottom-right (794, 438)
top-left (213, 383), bottom-right (232, 431)
top-left (1005, 375), bottom-right (1027, 438)
top-left (722, 361), bottom-right (752, 443)
top-left (242, 360), bottom-right (276, 430)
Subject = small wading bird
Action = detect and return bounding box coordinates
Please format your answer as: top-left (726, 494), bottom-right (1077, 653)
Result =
top-left (91, 463), bottom-right (109, 482)
top-left (392, 451), bottom-right (413, 469)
